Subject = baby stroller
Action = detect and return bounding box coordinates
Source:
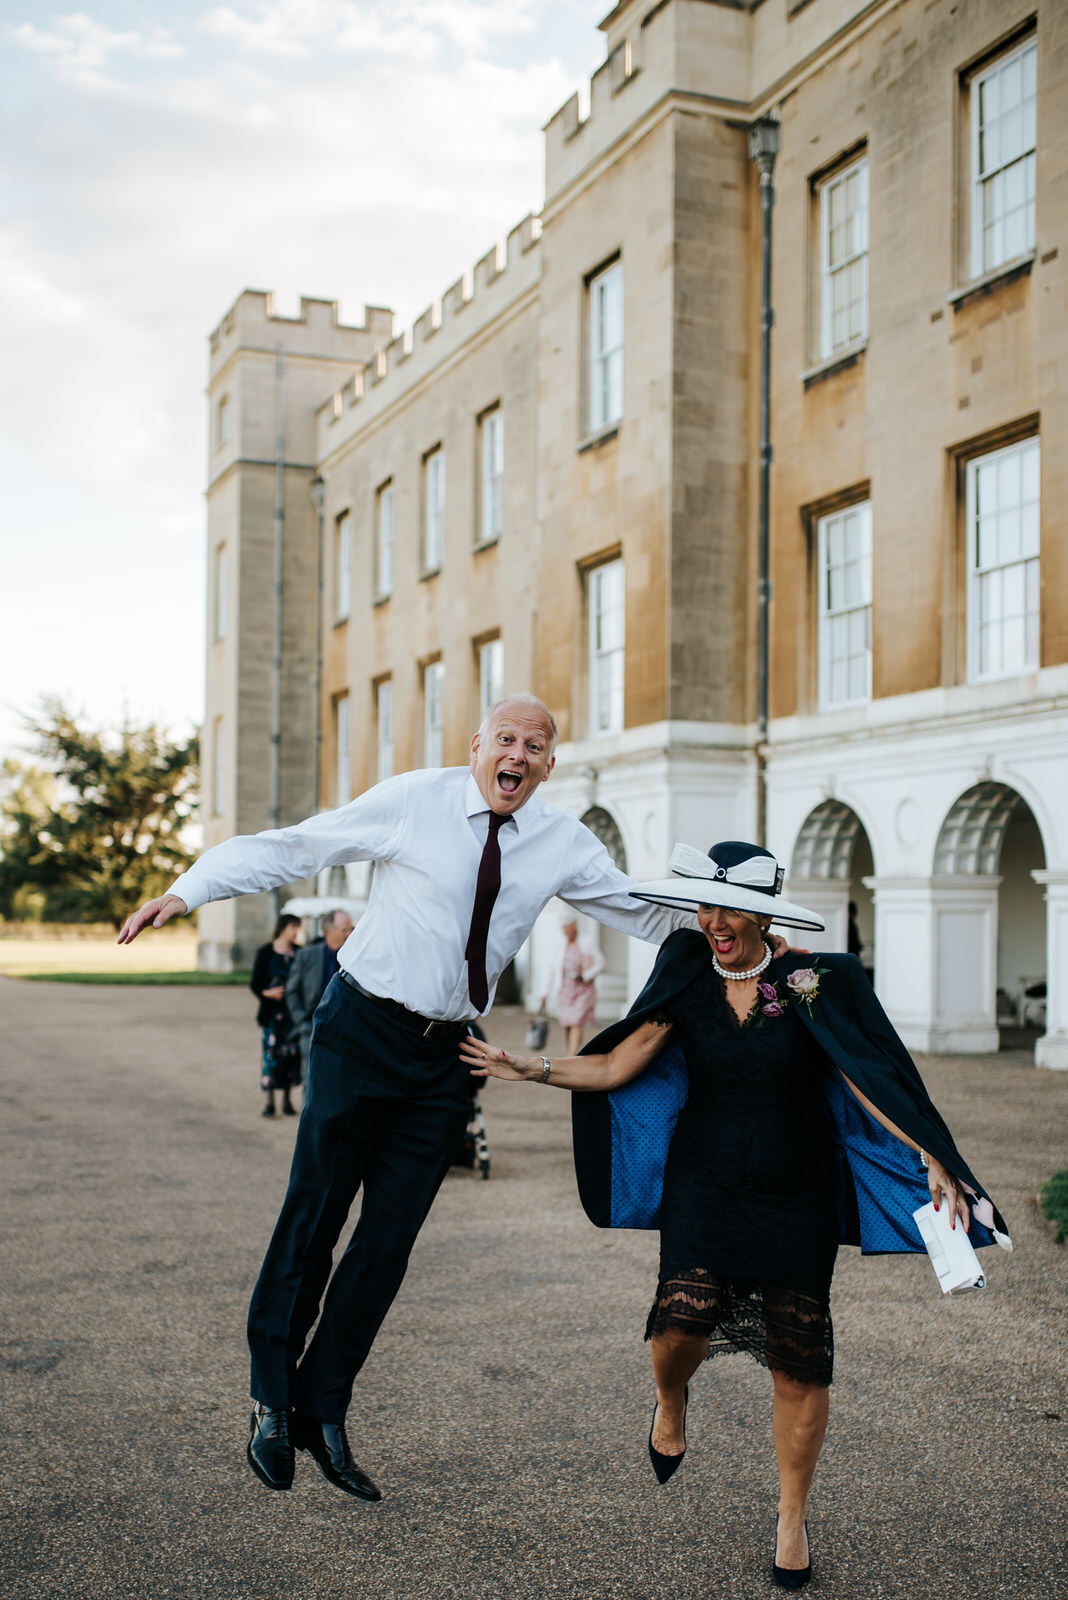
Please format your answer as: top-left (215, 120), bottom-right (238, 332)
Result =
top-left (451, 1024), bottom-right (491, 1179)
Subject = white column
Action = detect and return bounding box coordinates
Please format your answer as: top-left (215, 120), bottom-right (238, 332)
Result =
top-left (1033, 870), bottom-right (1068, 1070)
top-left (865, 876), bottom-right (1001, 1054)
top-left (782, 878), bottom-right (850, 953)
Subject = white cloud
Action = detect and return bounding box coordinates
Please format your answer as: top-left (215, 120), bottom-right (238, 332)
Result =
top-left (0, 0), bottom-right (605, 755)
top-left (199, 0), bottom-right (537, 61)
top-left (11, 13), bottom-right (184, 80)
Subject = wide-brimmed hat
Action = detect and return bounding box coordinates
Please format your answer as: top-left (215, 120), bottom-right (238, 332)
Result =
top-left (629, 840), bottom-right (826, 931)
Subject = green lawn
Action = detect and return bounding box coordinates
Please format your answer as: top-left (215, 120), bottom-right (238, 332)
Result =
top-left (0, 934), bottom-right (236, 985)
top-left (1040, 1170), bottom-right (1068, 1243)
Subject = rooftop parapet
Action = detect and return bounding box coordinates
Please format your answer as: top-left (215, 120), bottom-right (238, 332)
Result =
top-left (209, 289), bottom-right (394, 379)
top-left (315, 213), bottom-right (541, 458)
top-left (544, 0), bottom-right (755, 209)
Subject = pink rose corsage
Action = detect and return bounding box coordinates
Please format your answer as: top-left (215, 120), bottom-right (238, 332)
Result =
top-left (785, 962), bottom-right (830, 1010)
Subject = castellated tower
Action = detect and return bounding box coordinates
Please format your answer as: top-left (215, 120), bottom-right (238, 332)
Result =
top-left (200, 291), bottom-right (393, 970)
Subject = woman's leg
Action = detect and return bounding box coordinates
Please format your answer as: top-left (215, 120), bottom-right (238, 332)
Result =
top-left (649, 1328), bottom-right (708, 1453)
top-left (771, 1371), bottom-right (829, 1568)
top-left (261, 1028), bottom-right (278, 1115)
top-left (565, 1023), bottom-right (583, 1055)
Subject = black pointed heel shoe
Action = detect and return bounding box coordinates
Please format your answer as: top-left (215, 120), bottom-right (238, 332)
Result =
top-left (772, 1518), bottom-right (812, 1590)
top-left (647, 1385), bottom-right (688, 1484)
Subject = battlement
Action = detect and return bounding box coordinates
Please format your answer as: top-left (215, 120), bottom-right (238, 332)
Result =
top-left (543, 0), bottom-right (754, 208)
top-left (315, 213), bottom-right (540, 455)
top-left (209, 290), bottom-right (394, 380)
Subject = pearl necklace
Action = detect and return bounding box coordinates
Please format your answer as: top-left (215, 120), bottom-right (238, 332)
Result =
top-left (711, 942), bottom-right (773, 981)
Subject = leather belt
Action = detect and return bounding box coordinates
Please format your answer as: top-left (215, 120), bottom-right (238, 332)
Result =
top-left (338, 968), bottom-right (467, 1040)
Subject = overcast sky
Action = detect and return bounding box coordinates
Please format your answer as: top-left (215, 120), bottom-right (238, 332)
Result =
top-left (0, 0), bottom-right (606, 762)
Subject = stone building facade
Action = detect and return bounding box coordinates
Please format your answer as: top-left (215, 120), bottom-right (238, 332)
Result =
top-left (201, 0), bottom-right (1067, 1068)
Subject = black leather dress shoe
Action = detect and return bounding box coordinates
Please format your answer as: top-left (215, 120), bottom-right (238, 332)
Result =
top-left (292, 1413), bottom-right (382, 1501)
top-left (247, 1403), bottom-right (294, 1490)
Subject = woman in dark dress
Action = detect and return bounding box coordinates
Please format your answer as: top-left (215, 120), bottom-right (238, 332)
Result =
top-left (249, 913), bottom-right (302, 1118)
top-left (462, 840), bottom-right (1008, 1591)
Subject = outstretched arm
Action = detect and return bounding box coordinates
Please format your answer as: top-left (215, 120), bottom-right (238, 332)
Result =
top-left (117, 772), bottom-right (408, 943)
top-left (460, 1019), bottom-right (673, 1092)
top-left (839, 1070), bottom-right (970, 1231)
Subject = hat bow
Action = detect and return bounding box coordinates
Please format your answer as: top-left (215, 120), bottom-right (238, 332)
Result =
top-left (669, 843), bottom-right (784, 895)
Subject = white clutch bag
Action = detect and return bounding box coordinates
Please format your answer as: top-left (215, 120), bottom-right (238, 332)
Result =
top-left (913, 1201), bottom-right (986, 1294)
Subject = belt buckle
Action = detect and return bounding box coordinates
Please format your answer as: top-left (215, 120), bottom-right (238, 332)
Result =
top-left (422, 1019), bottom-right (436, 1039)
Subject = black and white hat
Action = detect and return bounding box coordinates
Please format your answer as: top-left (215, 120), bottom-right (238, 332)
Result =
top-left (629, 840), bottom-right (826, 931)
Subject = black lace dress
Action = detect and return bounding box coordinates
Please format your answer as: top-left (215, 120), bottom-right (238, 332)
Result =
top-left (645, 950), bottom-right (839, 1386)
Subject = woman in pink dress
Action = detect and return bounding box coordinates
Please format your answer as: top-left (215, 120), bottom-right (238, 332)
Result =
top-left (541, 918), bottom-right (606, 1054)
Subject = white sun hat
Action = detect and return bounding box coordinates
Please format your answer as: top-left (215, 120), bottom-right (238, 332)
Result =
top-left (629, 840), bottom-right (826, 932)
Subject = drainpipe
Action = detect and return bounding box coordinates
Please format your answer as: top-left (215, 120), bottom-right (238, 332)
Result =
top-left (270, 345), bottom-right (285, 914)
top-left (310, 474), bottom-right (326, 817)
top-left (749, 116), bottom-right (780, 849)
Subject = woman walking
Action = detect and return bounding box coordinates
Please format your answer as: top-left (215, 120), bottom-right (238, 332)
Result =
top-left (540, 917), bottom-right (605, 1054)
top-left (462, 840), bottom-right (1009, 1589)
top-left (249, 913), bottom-right (302, 1118)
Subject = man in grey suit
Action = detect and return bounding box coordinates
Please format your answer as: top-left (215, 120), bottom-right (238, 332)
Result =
top-left (285, 910), bottom-right (354, 1078)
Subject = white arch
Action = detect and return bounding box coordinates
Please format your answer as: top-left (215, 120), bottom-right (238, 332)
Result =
top-left (791, 799), bottom-right (863, 881)
top-left (934, 781), bottom-right (1041, 875)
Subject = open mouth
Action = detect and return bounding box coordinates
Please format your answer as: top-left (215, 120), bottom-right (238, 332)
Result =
top-left (496, 770), bottom-right (522, 795)
top-left (712, 933), bottom-right (737, 955)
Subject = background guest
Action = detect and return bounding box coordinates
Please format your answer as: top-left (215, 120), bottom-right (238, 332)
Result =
top-left (540, 916), bottom-right (605, 1054)
top-left (285, 909), bottom-right (354, 1082)
top-left (250, 914), bottom-right (302, 1118)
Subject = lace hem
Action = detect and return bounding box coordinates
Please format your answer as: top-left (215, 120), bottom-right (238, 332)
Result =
top-left (644, 1267), bottom-right (833, 1387)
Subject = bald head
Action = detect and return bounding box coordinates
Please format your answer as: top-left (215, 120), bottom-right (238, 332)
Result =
top-left (470, 693), bottom-right (558, 816)
top-left (477, 693), bottom-right (558, 755)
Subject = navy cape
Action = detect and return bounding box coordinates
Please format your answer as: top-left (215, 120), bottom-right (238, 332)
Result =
top-left (570, 929), bottom-right (1009, 1254)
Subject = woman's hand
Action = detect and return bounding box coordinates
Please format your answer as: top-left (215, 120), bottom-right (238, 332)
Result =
top-left (262, 985), bottom-right (286, 1002)
top-left (926, 1154), bottom-right (970, 1232)
top-left (461, 1035), bottom-right (536, 1081)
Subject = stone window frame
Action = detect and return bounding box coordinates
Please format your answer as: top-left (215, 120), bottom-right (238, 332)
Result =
top-left (374, 676), bottom-right (394, 782)
top-left (475, 632), bottom-right (503, 727)
top-left (213, 542), bottom-right (227, 643)
top-left (964, 433), bottom-right (1041, 685)
top-left (374, 479), bottom-right (394, 602)
top-left (586, 254), bottom-right (624, 437)
top-left (421, 444), bottom-right (446, 576)
top-left (816, 498), bottom-right (873, 712)
top-left (422, 657), bottom-right (445, 768)
top-left (967, 32), bottom-right (1037, 282)
top-left (334, 510), bottom-right (352, 623)
top-left (334, 691), bottom-right (351, 807)
top-left (810, 146), bottom-right (869, 366)
top-left (585, 553), bottom-right (626, 739)
top-left (476, 404), bottom-right (503, 548)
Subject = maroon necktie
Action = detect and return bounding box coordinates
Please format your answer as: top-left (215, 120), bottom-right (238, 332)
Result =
top-left (465, 813), bottom-right (506, 1013)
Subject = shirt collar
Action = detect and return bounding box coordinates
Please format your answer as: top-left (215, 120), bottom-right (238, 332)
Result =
top-left (463, 770), bottom-right (527, 833)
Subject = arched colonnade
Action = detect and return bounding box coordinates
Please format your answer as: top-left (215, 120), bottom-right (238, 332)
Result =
top-left (785, 782), bottom-right (1062, 1065)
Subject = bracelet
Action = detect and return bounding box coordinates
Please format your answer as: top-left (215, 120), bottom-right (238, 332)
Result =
top-left (539, 1056), bottom-right (552, 1083)
top-left (919, 1149), bottom-right (930, 1170)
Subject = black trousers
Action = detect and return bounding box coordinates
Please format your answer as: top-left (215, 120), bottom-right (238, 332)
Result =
top-left (247, 976), bottom-right (470, 1422)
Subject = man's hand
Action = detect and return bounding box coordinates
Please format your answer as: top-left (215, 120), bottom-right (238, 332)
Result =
top-left (117, 894), bottom-right (188, 944)
top-left (769, 933), bottom-right (810, 960)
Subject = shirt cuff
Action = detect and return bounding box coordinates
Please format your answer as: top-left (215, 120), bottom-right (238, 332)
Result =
top-left (166, 873), bottom-right (206, 913)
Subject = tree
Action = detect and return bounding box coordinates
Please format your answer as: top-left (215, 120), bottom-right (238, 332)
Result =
top-left (0, 699), bottom-right (199, 926)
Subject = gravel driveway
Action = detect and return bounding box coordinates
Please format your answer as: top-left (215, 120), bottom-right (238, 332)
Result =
top-left (1, 977), bottom-right (1065, 1600)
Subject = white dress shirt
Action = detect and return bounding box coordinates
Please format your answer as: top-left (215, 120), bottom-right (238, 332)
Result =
top-left (169, 767), bottom-right (693, 1020)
